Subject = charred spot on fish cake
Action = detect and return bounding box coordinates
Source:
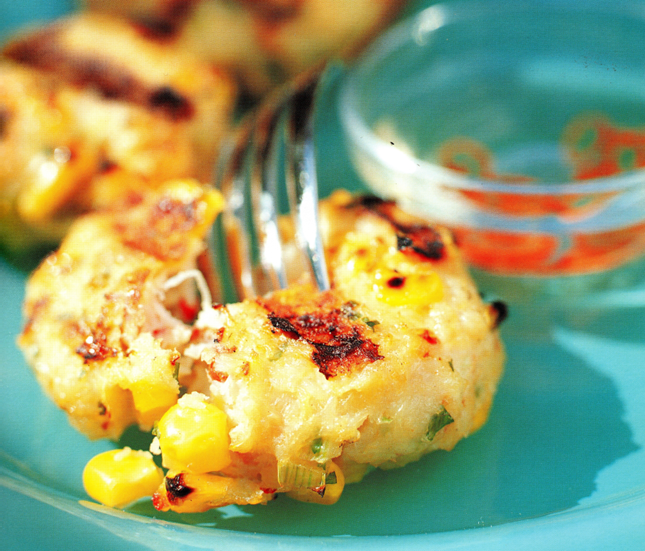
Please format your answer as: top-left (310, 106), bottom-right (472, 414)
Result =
top-left (2, 24), bottom-right (60, 66)
top-left (69, 318), bottom-right (121, 365)
top-left (21, 296), bottom-right (50, 338)
top-left (395, 228), bottom-right (444, 261)
top-left (4, 26), bottom-right (194, 122)
top-left (130, 0), bottom-right (198, 41)
top-left (489, 300), bottom-right (508, 328)
top-left (238, 0), bottom-right (304, 23)
top-left (148, 86), bottom-right (193, 120)
top-left (115, 195), bottom-right (200, 260)
top-left (76, 333), bottom-right (118, 364)
top-left (349, 195), bottom-right (446, 261)
top-left (261, 292), bottom-right (383, 378)
top-left (0, 108), bottom-right (9, 140)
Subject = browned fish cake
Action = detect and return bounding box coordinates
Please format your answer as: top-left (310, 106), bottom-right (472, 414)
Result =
top-left (0, 12), bottom-right (236, 254)
top-left (19, 183), bottom-right (505, 511)
top-left (81, 0), bottom-right (409, 95)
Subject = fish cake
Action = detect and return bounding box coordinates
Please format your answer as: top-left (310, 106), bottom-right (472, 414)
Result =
top-left (0, 13), bottom-right (236, 254)
top-left (19, 182), bottom-right (504, 510)
top-left (82, 0), bottom-right (409, 95)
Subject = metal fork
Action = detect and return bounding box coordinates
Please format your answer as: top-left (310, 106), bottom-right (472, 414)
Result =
top-left (210, 68), bottom-right (330, 302)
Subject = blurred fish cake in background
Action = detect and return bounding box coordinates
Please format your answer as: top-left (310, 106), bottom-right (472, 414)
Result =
top-left (0, 0), bottom-right (410, 261)
top-left (0, 12), bottom-right (236, 258)
top-left (81, 0), bottom-right (409, 95)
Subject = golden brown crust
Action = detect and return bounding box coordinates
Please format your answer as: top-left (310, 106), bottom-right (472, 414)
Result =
top-left (82, 0), bottom-right (410, 95)
top-left (259, 289), bottom-right (383, 379)
top-left (0, 13), bottom-right (236, 253)
top-left (4, 20), bottom-right (195, 122)
top-left (19, 187), bottom-right (504, 509)
top-left (18, 180), bottom-right (222, 439)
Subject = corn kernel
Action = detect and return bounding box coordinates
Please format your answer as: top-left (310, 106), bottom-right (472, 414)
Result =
top-left (128, 382), bottom-right (178, 428)
top-left (160, 179), bottom-right (224, 237)
top-left (83, 447), bottom-right (163, 508)
top-left (18, 143), bottom-right (98, 223)
top-left (156, 393), bottom-right (231, 474)
top-left (373, 268), bottom-right (443, 306)
top-left (343, 234), bottom-right (377, 275)
top-left (286, 461), bottom-right (345, 505)
top-left (152, 471), bottom-right (271, 512)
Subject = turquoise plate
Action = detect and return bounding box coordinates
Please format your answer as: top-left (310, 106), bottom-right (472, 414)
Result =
top-left (2, 2), bottom-right (645, 549)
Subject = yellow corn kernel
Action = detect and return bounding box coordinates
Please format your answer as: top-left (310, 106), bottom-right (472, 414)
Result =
top-left (156, 393), bottom-right (231, 474)
top-left (343, 234), bottom-right (378, 275)
top-left (159, 179), bottom-right (224, 237)
top-left (286, 461), bottom-right (345, 505)
top-left (99, 385), bottom-right (137, 438)
top-left (83, 447), bottom-right (163, 508)
top-left (128, 382), bottom-right (178, 428)
top-left (373, 268), bottom-right (443, 306)
top-left (17, 143), bottom-right (98, 224)
top-left (152, 472), bottom-right (271, 512)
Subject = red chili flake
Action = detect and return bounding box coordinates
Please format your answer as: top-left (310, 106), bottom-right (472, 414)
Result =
top-left (420, 329), bottom-right (439, 345)
top-left (152, 492), bottom-right (166, 511)
top-left (207, 366), bottom-right (229, 383)
top-left (76, 333), bottom-right (118, 364)
top-left (178, 297), bottom-right (200, 323)
top-left (387, 276), bottom-right (405, 289)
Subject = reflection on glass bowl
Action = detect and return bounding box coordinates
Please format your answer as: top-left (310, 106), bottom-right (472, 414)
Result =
top-left (339, 0), bottom-right (645, 308)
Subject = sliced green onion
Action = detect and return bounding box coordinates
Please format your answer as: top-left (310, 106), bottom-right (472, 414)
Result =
top-left (277, 460), bottom-right (326, 489)
top-left (426, 406), bottom-right (454, 441)
top-left (311, 438), bottom-right (324, 455)
top-left (363, 318), bottom-right (380, 331)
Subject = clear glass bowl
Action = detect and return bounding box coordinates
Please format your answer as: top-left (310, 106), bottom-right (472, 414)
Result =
top-left (339, 0), bottom-right (645, 309)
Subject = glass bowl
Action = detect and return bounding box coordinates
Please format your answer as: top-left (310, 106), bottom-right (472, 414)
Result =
top-left (339, 0), bottom-right (645, 309)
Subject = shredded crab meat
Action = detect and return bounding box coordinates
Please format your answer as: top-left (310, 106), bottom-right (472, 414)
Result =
top-left (144, 268), bottom-right (213, 346)
top-left (162, 269), bottom-right (213, 313)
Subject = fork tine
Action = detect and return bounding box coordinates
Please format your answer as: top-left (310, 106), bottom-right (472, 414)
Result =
top-left (212, 68), bottom-right (328, 302)
top-left (249, 94), bottom-right (289, 293)
top-left (284, 73), bottom-right (331, 292)
top-left (213, 116), bottom-right (258, 301)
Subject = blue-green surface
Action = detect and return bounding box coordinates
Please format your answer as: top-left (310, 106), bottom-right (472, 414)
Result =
top-left (2, 1), bottom-right (645, 549)
top-left (3, 245), bottom-right (645, 549)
